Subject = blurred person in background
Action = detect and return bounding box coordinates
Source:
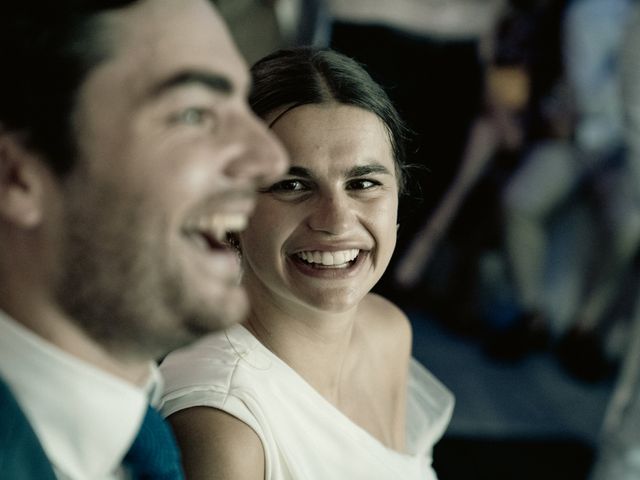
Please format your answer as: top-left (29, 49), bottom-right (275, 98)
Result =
top-left (589, 5), bottom-right (640, 478)
top-left (493, 0), bottom-right (639, 376)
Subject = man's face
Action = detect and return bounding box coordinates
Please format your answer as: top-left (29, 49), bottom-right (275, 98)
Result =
top-left (53, 0), bottom-right (287, 359)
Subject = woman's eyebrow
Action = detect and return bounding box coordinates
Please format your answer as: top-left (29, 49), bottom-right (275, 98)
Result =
top-left (346, 164), bottom-right (392, 177)
top-left (287, 166), bottom-right (313, 178)
top-left (286, 164), bottom-right (392, 179)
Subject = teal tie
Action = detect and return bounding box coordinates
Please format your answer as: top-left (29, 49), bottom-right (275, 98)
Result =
top-left (0, 378), bottom-right (57, 479)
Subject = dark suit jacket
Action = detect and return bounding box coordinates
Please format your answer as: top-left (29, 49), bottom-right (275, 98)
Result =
top-left (0, 376), bottom-right (57, 479)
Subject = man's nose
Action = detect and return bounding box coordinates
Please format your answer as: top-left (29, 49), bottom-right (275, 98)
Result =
top-left (223, 109), bottom-right (288, 184)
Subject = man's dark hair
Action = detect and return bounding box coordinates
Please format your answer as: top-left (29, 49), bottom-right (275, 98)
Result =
top-left (249, 47), bottom-right (409, 194)
top-left (0, 1), bottom-right (139, 175)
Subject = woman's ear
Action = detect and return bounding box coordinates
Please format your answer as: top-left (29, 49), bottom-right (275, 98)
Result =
top-left (0, 133), bottom-right (48, 229)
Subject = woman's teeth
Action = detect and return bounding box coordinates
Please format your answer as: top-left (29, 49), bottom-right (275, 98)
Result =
top-left (296, 249), bottom-right (359, 267)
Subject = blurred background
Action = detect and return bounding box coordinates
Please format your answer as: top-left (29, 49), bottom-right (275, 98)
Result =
top-left (215, 0), bottom-right (640, 478)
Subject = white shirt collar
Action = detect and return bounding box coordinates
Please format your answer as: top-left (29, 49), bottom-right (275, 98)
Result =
top-left (0, 309), bottom-right (161, 479)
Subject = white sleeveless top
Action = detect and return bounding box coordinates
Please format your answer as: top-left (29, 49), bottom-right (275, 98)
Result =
top-left (159, 325), bottom-right (454, 479)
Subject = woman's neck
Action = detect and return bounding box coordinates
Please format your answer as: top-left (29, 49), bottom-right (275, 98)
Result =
top-left (243, 290), bottom-right (359, 403)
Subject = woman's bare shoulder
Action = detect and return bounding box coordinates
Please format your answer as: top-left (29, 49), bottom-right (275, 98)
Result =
top-left (358, 293), bottom-right (412, 357)
top-left (168, 406), bottom-right (264, 480)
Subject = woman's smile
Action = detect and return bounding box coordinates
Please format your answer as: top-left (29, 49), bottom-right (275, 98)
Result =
top-left (287, 249), bottom-right (370, 279)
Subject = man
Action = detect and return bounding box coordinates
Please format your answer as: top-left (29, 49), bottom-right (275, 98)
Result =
top-left (0, 0), bottom-right (287, 478)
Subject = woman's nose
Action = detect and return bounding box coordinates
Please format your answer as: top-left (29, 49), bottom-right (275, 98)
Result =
top-left (307, 193), bottom-right (356, 235)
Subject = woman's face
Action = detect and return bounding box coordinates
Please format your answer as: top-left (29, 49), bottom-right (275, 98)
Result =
top-left (239, 103), bottom-right (399, 313)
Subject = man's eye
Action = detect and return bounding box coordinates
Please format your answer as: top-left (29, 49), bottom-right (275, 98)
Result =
top-left (170, 107), bottom-right (216, 128)
top-left (347, 179), bottom-right (380, 190)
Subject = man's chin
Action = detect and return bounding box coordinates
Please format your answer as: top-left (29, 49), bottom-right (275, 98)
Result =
top-left (185, 286), bottom-right (250, 336)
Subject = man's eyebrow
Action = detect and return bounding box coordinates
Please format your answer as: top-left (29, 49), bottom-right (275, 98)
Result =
top-left (148, 70), bottom-right (234, 99)
top-left (346, 164), bottom-right (393, 177)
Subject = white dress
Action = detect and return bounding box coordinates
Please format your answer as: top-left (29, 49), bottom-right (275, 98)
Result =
top-left (159, 325), bottom-right (454, 480)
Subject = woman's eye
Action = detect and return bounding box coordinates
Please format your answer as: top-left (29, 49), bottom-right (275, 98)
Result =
top-left (266, 179), bottom-right (309, 193)
top-left (347, 179), bottom-right (379, 190)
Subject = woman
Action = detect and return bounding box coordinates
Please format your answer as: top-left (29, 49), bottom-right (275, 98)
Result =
top-left (159, 47), bottom-right (453, 480)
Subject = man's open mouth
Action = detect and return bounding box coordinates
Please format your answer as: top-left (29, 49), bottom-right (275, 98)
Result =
top-left (183, 213), bottom-right (247, 251)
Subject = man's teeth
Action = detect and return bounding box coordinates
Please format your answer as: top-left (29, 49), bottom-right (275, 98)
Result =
top-left (189, 214), bottom-right (248, 243)
top-left (296, 249), bottom-right (359, 266)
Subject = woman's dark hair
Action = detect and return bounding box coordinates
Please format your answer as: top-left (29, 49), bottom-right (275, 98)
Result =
top-left (249, 47), bottom-right (409, 194)
top-left (0, 1), bottom-right (140, 176)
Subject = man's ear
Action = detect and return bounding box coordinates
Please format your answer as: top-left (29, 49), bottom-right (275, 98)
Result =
top-left (0, 133), bottom-right (48, 228)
